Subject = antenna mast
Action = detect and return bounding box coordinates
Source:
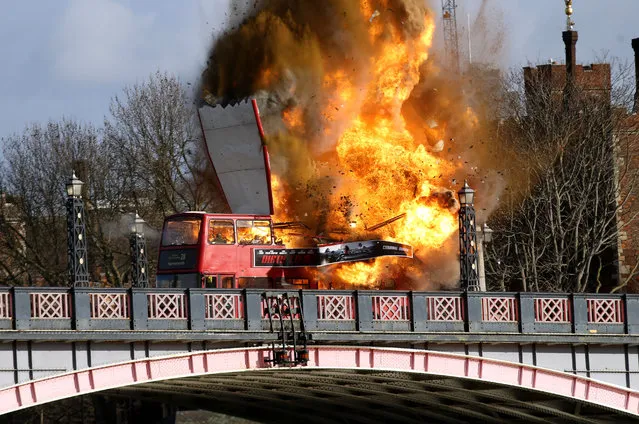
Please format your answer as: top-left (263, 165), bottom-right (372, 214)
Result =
top-left (441, 0), bottom-right (460, 73)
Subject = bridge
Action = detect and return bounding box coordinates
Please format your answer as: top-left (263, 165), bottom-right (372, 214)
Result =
top-left (1, 287), bottom-right (639, 423)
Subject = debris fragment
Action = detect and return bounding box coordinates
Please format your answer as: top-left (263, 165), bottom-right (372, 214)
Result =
top-left (369, 10), bottom-right (380, 22)
top-left (431, 139), bottom-right (444, 153)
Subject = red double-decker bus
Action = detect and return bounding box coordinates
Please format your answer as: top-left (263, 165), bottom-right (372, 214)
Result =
top-left (157, 212), bottom-right (316, 289)
top-left (155, 98), bottom-right (413, 289)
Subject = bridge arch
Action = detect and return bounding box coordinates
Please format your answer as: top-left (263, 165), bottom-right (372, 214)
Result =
top-left (1, 346), bottom-right (638, 422)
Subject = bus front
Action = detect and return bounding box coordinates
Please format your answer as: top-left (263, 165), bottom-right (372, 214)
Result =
top-left (156, 213), bottom-right (205, 288)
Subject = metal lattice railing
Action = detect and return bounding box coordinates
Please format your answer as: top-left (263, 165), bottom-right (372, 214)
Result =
top-left (534, 298), bottom-right (571, 323)
top-left (261, 296), bottom-right (301, 319)
top-left (317, 295), bottom-right (355, 320)
top-left (90, 293), bottom-right (129, 319)
top-left (0, 292), bottom-right (11, 319)
top-left (372, 295), bottom-right (410, 321)
top-left (205, 294), bottom-right (243, 319)
top-left (30, 292), bottom-right (71, 319)
top-left (587, 299), bottom-right (624, 323)
top-left (481, 297), bottom-right (518, 322)
top-left (147, 293), bottom-right (187, 319)
top-left (427, 296), bottom-right (463, 321)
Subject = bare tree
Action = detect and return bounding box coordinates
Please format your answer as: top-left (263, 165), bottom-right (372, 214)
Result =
top-left (104, 71), bottom-right (220, 228)
top-left (485, 64), bottom-right (639, 293)
top-left (0, 120), bottom-right (100, 285)
top-left (0, 72), bottom-right (225, 287)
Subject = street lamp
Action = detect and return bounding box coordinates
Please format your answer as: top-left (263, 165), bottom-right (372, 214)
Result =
top-left (477, 223), bottom-right (494, 291)
top-left (130, 212), bottom-right (149, 288)
top-left (66, 171), bottom-right (89, 286)
top-left (458, 181), bottom-right (479, 291)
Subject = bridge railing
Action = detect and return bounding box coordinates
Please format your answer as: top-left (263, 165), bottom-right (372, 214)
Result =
top-left (1, 287), bottom-right (638, 334)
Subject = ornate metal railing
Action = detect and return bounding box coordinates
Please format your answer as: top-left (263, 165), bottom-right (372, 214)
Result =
top-left (587, 298), bottom-right (624, 324)
top-left (317, 294), bottom-right (355, 320)
top-left (535, 297), bottom-right (571, 323)
top-left (0, 292), bottom-right (11, 319)
top-left (427, 296), bottom-right (464, 321)
top-left (205, 293), bottom-right (243, 320)
top-left (1, 288), bottom-right (638, 335)
top-left (90, 293), bottom-right (129, 319)
top-left (147, 293), bottom-right (187, 319)
top-left (482, 297), bottom-right (518, 322)
top-left (30, 292), bottom-right (71, 319)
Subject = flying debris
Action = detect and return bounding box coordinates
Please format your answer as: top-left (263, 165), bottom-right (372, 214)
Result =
top-left (432, 139), bottom-right (444, 153)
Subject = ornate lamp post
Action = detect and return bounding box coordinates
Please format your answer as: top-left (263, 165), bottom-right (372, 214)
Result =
top-left (477, 223), bottom-right (494, 291)
top-left (66, 172), bottom-right (89, 287)
top-left (130, 212), bottom-right (149, 288)
top-left (458, 181), bottom-right (479, 291)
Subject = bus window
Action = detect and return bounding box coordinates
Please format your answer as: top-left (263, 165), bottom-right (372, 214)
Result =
top-left (220, 275), bottom-right (235, 288)
top-left (208, 220), bottom-right (235, 244)
top-left (203, 275), bottom-right (217, 288)
top-left (237, 220), bottom-right (272, 245)
top-left (162, 219), bottom-right (201, 246)
top-left (156, 273), bottom-right (199, 288)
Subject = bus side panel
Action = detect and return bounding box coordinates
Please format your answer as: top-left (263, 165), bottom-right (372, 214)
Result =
top-left (201, 244), bottom-right (239, 276)
top-left (237, 244), bottom-right (274, 278)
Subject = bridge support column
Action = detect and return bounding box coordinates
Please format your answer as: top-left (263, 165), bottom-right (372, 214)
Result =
top-left (466, 293), bottom-right (482, 332)
top-left (356, 292), bottom-right (373, 331)
top-left (411, 292), bottom-right (429, 331)
top-left (13, 288), bottom-right (31, 330)
top-left (519, 293), bottom-right (536, 333)
top-left (245, 290), bottom-right (263, 331)
top-left (626, 295), bottom-right (639, 334)
top-left (130, 289), bottom-right (149, 330)
top-left (301, 292), bottom-right (318, 331)
top-left (73, 288), bottom-right (91, 330)
top-left (187, 290), bottom-right (205, 331)
top-left (572, 294), bottom-right (588, 333)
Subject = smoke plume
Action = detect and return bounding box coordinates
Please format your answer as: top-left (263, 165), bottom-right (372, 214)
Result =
top-left (200, 0), bottom-right (499, 289)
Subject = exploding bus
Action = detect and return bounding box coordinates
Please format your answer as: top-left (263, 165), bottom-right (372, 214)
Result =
top-left (155, 99), bottom-right (413, 289)
top-left (157, 212), bottom-right (316, 289)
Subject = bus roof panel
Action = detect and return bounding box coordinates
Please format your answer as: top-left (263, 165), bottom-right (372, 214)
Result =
top-left (198, 99), bottom-right (273, 215)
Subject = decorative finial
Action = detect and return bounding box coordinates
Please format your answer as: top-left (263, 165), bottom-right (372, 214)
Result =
top-left (565, 0), bottom-right (575, 30)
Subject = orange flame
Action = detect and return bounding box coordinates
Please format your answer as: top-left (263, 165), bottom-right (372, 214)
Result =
top-left (268, 4), bottom-right (466, 288)
top-left (282, 107), bottom-right (304, 130)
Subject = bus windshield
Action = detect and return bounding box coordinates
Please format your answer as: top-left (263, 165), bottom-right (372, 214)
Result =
top-left (162, 218), bottom-right (202, 246)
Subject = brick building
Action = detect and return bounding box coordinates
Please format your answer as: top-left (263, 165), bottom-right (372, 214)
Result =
top-left (519, 30), bottom-right (639, 292)
top-left (523, 63), bottom-right (611, 112)
top-left (617, 39), bottom-right (639, 291)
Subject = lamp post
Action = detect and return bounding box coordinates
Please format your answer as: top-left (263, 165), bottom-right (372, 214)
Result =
top-left (458, 181), bottom-right (479, 291)
top-left (66, 172), bottom-right (89, 287)
top-left (476, 223), bottom-right (493, 291)
top-left (130, 212), bottom-right (149, 288)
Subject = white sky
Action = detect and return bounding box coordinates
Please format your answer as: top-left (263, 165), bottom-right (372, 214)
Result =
top-left (0, 0), bottom-right (637, 140)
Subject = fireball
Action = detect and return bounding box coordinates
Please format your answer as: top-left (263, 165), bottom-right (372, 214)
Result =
top-left (203, 0), bottom-right (480, 289)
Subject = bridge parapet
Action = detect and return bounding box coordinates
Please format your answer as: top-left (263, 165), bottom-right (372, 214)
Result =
top-left (1, 287), bottom-right (639, 335)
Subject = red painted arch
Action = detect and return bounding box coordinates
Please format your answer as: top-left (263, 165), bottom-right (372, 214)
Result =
top-left (0, 346), bottom-right (637, 416)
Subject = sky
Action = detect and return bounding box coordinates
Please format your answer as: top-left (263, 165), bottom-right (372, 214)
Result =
top-left (0, 0), bottom-right (637, 140)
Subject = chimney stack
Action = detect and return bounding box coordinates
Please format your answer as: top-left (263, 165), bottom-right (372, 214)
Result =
top-left (633, 37), bottom-right (639, 113)
top-left (563, 30), bottom-right (578, 88)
